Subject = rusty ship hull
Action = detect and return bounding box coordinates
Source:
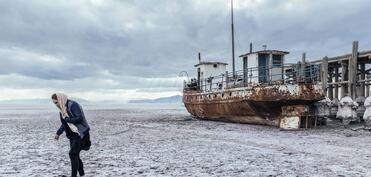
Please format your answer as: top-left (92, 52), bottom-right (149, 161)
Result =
top-left (183, 83), bottom-right (325, 127)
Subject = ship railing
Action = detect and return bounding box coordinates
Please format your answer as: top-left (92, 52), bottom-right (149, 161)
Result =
top-left (184, 63), bottom-right (321, 92)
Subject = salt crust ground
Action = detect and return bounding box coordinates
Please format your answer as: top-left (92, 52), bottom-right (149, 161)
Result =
top-left (1, 104), bottom-right (371, 177)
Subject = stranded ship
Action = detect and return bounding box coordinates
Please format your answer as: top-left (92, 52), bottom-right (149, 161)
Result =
top-left (182, 1), bottom-right (325, 129)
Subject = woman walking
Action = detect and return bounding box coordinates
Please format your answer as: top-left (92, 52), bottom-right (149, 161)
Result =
top-left (52, 93), bottom-right (91, 177)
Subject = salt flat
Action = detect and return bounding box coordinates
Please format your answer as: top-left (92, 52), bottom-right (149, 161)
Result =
top-left (1, 104), bottom-right (371, 177)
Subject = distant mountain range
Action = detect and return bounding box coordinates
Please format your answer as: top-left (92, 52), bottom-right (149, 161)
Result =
top-left (128, 95), bottom-right (182, 104)
top-left (0, 98), bottom-right (90, 105)
top-left (0, 95), bottom-right (183, 105)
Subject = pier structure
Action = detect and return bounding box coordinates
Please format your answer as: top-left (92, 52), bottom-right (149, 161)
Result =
top-left (311, 41), bottom-right (371, 100)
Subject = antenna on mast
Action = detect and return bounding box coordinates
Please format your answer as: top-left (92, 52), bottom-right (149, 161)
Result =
top-left (231, 0), bottom-right (236, 78)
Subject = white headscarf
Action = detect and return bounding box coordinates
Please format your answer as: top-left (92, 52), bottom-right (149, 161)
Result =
top-left (54, 93), bottom-right (80, 135)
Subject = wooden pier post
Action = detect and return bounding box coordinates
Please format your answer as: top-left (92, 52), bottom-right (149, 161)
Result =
top-left (334, 66), bottom-right (339, 99)
top-left (328, 67), bottom-right (334, 100)
top-left (360, 62), bottom-right (366, 97)
top-left (349, 41), bottom-right (358, 99)
top-left (341, 61), bottom-right (348, 97)
top-left (322, 57), bottom-right (328, 95)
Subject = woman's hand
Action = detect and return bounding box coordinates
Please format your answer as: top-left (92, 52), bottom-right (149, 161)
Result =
top-left (54, 134), bottom-right (60, 140)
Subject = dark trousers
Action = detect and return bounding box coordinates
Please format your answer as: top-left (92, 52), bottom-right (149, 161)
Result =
top-left (69, 136), bottom-right (84, 177)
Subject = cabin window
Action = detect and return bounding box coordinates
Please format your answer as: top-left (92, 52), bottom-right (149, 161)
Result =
top-left (214, 94), bottom-right (217, 98)
top-left (222, 93), bottom-right (224, 97)
top-left (229, 92), bottom-right (232, 97)
top-left (213, 64), bottom-right (218, 68)
top-left (272, 55), bottom-right (282, 66)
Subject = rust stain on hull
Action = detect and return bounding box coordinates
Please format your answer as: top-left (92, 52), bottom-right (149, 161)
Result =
top-left (184, 101), bottom-right (280, 126)
top-left (183, 83), bottom-right (324, 127)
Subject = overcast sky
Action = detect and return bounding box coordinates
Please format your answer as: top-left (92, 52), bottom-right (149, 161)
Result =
top-left (0, 0), bottom-right (371, 101)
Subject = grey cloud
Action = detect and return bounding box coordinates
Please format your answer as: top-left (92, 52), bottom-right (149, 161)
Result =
top-left (233, 0), bottom-right (371, 61)
top-left (0, 0), bottom-right (371, 96)
top-left (0, 47), bottom-right (99, 80)
top-left (0, 0), bottom-right (231, 79)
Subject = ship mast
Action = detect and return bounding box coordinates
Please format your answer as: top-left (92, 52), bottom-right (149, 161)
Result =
top-left (231, 0), bottom-right (236, 78)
